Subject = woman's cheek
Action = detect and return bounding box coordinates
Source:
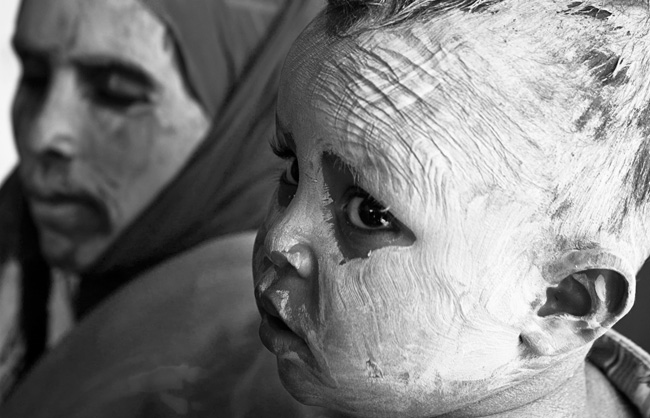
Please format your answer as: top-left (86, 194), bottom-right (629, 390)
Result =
top-left (84, 107), bottom-right (157, 180)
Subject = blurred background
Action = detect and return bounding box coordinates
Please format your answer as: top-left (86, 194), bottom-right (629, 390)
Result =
top-left (0, 0), bottom-right (20, 181)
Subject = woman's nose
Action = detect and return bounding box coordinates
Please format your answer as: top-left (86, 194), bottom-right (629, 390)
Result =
top-left (27, 71), bottom-right (82, 161)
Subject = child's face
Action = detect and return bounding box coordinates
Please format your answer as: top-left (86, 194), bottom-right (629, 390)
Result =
top-left (252, 20), bottom-right (552, 417)
top-left (252, 12), bottom-right (644, 416)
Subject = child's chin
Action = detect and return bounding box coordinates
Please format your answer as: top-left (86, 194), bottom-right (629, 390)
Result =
top-left (277, 360), bottom-right (330, 406)
top-left (278, 362), bottom-right (481, 418)
top-left (277, 362), bottom-right (395, 417)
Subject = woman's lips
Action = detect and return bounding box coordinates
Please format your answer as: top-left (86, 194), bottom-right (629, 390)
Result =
top-left (29, 195), bottom-right (106, 235)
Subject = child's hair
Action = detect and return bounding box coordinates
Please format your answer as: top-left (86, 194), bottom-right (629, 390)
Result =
top-left (325, 0), bottom-right (507, 35)
top-left (323, 0), bottom-right (650, 232)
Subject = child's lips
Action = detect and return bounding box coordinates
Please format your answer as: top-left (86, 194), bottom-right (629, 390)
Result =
top-left (259, 310), bottom-right (311, 356)
top-left (255, 273), bottom-right (339, 389)
top-left (254, 260), bottom-right (313, 343)
top-left (257, 288), bottom-right (309, 344)
top-left (256, 280), bottom-right (321, 364)
top-left (258, 303), bottom-right (320, 373)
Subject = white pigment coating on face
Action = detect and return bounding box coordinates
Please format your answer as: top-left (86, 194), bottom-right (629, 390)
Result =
top-left (253, 1), bottom-right (650, 417)
top-left (264, 16), bottom-right (544, 411)
top-left (279, 289), bottom-right (290, 315)
top-left (595, 274), bottom-right (607, 302)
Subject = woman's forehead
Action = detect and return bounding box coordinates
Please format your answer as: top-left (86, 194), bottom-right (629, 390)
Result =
top-left (15, 0), bottom-right (168, 66)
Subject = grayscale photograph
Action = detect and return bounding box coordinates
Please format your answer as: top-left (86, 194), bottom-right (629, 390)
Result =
top-left (1, 1), bottom-right (650, 417)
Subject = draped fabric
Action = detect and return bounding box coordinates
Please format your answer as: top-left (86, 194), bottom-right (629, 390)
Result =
top-left (0, 233), bottom-right (343, 417)
top-left (0, 0), bottom-right (323, 391)
top-left (142, 0), bottom-right (299, 118)
top-left (75, 0), bottom-right (324, 316)
top-left (0, 172), bottom-right (50, 401)
top-left (588, 330), bottom-right (650, 417)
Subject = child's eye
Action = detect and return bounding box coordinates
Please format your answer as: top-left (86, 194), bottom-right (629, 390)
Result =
top-left (345, 193), bottom-right (396, 231)
top-left (333, 186), bottom-right (415, 260)
top-left (281, 158), bottom-right (299, 186)
top-left (277, 157), bottom-right (299, 207)
top-left (321, 152), bottom-right (416, 260)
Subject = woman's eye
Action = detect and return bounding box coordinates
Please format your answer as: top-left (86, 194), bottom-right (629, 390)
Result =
top-left (345, 193), bottom-right (396, 231)
top-left (281, 158), bottom-right (299, 186)
top-left (81, 68), bottom-right (152, 110)
top-left (95, 75), bottom-right (150, 108)
top-left (18, 61), bottom-right (50, 96)
top-left (21, 70), bottom-right (49, 90)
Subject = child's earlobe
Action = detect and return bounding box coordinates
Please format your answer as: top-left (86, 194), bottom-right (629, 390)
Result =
top-left (537, 269), bottom-right (628, 321)
top-left (536, 273), bottom-right (593, 318)
top-left (519, 251), bottom-right (635, 357)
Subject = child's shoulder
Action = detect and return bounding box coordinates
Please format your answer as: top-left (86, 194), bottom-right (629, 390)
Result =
top-left (587, 330), bottom-right (650, 417)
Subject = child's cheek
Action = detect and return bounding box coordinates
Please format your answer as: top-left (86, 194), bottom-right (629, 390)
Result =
top-left (316, 245), bottom-right (431, 371)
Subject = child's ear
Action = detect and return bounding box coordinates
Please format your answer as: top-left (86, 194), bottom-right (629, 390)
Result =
top-left (520, 260), bottom-right (634, 356)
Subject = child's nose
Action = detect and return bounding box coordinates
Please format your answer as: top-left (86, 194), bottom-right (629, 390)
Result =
top-left (269, 243), bottom-right (316, 280)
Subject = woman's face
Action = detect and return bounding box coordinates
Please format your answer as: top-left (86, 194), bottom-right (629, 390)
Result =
top-left (12, 0), bottom-right (209, 271)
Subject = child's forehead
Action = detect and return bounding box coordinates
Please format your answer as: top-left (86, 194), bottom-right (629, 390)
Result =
top-left (281, 33), bottom-right (442, 187)
top-left (280, 17), bottom-right (548, 193)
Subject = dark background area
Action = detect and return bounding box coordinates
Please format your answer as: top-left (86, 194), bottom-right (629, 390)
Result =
top-left (614, 257), bottom-right (650, 352)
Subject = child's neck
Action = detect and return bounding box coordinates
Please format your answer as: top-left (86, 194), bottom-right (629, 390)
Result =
top-left (321, 360), bottom-right (638, 418)
top-left (441, 360), bottom-right (638, 418)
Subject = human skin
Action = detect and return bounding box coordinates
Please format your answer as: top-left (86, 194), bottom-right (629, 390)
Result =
top-left (11, 0), bottom-right (209, 271)
top-left (253, 2), bottom-right (650, 417)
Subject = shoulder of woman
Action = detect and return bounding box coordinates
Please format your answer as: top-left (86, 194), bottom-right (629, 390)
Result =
top-left (0, 232), bottom-right (270, 417)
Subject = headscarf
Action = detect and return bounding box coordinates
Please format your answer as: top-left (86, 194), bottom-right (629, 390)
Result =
top-left (0, 172), bottom-right (50, 398)
top-left (72, 0), bottom-right (323, 315)
top-left (0, 0), bottom-right (321, 382)
top-left (0, 0), bottom-right (324, 398)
